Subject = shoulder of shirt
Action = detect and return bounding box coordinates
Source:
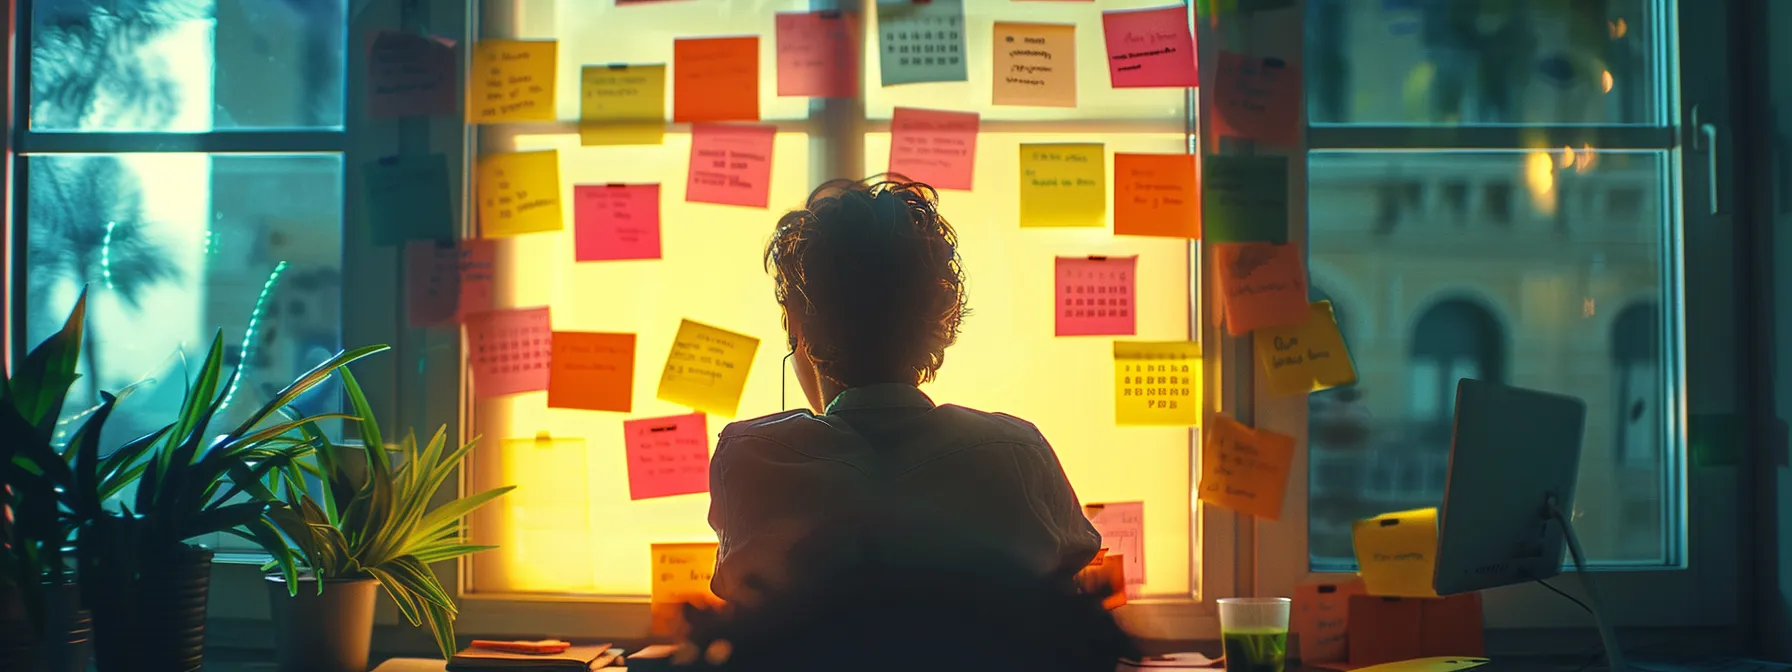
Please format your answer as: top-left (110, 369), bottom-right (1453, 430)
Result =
top-left (718, 409), bottom-right (820, 441)
top-left (936, 405), bottom-right (1054, 451)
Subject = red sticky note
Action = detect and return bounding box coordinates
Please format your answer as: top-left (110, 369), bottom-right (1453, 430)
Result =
top-left (1055, 256), bottom-right (1137, 337)
top-left (673, 36), bottom-right (760, 123)
top-left (775, 11), bottom-right (859, 98)
top-left (1101, 6), bottom-right (1199, 88)
top-left (1293, 578), bottom-right (1367, 665)
top-left (687, 124), bottom-right (776, 208)
top-left (467, 307), bottom-right (552, 398)
top-left (1215, 242), bottom-right (1309, 335)
top-left (1213, 51), bottom-right (1301, 148)
top-left (1114, 153), bottom-right (1200, 239)
top-left (623, 413), bottom-right (711, 500)
top-left (547, 332), bottom-right (636, 412)
top-left (1086, 501), bottom-right (1145, 597)
top-left (404, 239), bottom-right (494, 327)
top-left (888, 107), bottom-right (978, 191)
top-left (575, 184), bottom-right (662, 261)
top-left (367, 31), bottom-right (458, 118)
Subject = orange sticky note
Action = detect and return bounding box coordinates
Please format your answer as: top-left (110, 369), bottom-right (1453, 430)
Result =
top-left (1198, 414), bottom-right (1295, 520)
top-left (1214, 242), bottom-right (1309, 335)
top-left (1213, 50), bottom-right (1301, 148)
top-left (468, 39), bottom-right (556, 124)
top-left (1293, 578), bottom-right (1367, 664)
top-left (1114, 153), bottom-right (1200, 239)
top-left (650, 541), bottom-right (722, 636)
top-left (673, 36), bottom-right (760, 123)
top-left (991, 22), bottom-right (1077, 108)
top-left (547, 332), bottom-right (635, 412)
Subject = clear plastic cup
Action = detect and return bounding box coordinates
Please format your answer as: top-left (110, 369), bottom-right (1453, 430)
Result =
top-left (1216, 597), bottom-right (1292, 672)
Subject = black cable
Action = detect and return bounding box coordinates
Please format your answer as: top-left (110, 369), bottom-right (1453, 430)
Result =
top-left (1536, 577), bottom-right (1594, 615)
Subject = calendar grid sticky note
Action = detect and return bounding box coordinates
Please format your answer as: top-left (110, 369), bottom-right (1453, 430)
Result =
top-left (468, 307), bottom-right (552, 398)
top-left (877, 0), bottom-right (969, 86)
top-left (1113, 341), bottom-right (1202, 426)
top-left (1055, 256), bottom-right (1137, 337)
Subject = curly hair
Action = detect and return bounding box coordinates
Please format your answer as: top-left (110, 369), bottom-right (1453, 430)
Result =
top-left (765, 176), bottom-right (969, 387)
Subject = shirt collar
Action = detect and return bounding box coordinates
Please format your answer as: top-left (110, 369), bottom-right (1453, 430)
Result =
top-left (824, 384), bottom-right (936, 414)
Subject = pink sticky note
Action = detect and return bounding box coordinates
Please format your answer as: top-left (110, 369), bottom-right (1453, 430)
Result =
top-left (776, 11), bottom-right (859, 98)
top-left (467, 307), bottom-right (551, 398)
top-left (404, 239), bottom-right (494, 327)
top-left (1088, 502), bottom-right (1145, 597)
top-left (575, 184), bottom-right (662, 261)
top-left (1213, 51), bottom-right (1301, 148)
top-left (1055, 256), bottom-right (1138, 337)
top-left (367, 31), bottom-right (458, 118)
top-left (1293, 578), bottom-right (1367, 664)
top-left (623, 412), bottom-right (711, 500)
top-left (888, 107), bottom-right (978, 191)
top-left (687, 124), bottom-right (777, 208)
top-left (1101, 6), bottom-right (1199, 88)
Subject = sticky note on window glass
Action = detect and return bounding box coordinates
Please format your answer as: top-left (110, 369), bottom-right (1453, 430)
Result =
top-left (776, 11), bottom-right (859, 98)
top-left (1020, 143), bottom-right (1106, 228)
top-left (1056, 256), bottom-right (1136, 337)
top-left (1215, 242), bottom-right (1309, 335)
top-left (575, 184), bottom-right (661, 261)
top-left (1352, 508), bottom-right (1440, 598)
top-left (364, 154), bottom-right (454, 246)
top-left (468, 39), bottom-right (556, 124)
top-left (687, 124), bottom-right (776, 208)
top-left (1114, 153), bottom-right (1199, 239)
top-left (992, 22), bottom-right (1076, 108)
top-left (673, 36), bottom-right (760, 123)
top-left (502, 435), bottom-right (594, 591)
top-left (1254, 301), bottom-right (1357, 397)
top-left (468, 307), bottom-right (552, 398)
top-left (580, 64), bottom-right (665, 146)
top-left (1198, 413), bottom-right (1295, 520)
top-left (888, 107), bottom-right (978, 190)
top-left (1213, 51), bottom-right (1301, 148)
top-left (877, 0), bottom-right (969, 86)
top-left (1086, 501), bottom-right (1145, 596)
top-left (1100, 6), bottom-right (1199, 88)
top-left (548, 331), bottom-right (635, 412)
top-left (651, 542), bottom-right (719, 604)
top-left (404, 239), bottom-right (494, 327)
top-left (658, 319), bottom-right (761, 417)
top-left (624, 413), bottom-right (710, 500)
top-left (478, 150), bottom-right (564, 238)
top-left (367, 31), bottom-right (457, 118)
top-left (1293, 578), bottom-right (1367, 665)
top-left (1203, 154), bottom-right (1288, 244)
top-left (1113, 341), bottom-right (1201, 426)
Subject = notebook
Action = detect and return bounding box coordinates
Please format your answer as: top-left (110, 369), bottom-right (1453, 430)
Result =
top-left (445, 644), bottom-right (619, 671)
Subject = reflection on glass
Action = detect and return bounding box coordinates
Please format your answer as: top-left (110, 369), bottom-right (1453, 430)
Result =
top-left (30, 0), bottom-right (346, 130)
top-left (1306, 151), bottom-right (1672, 567)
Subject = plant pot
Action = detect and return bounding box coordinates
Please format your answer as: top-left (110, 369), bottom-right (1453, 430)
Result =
top-left (267, 575), bottom-right (379, 672)
top-left (87, 546), bottom-right (213, 672)
top-left (0, 582), bottom-right (92, 672)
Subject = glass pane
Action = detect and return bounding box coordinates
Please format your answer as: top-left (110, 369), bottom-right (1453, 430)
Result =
top-left (31, 0), bottom-right (347, 131)
top-left (1305, 150), bottom-right (1675, 567)
top-left (1305, 0), bottom-right (1662, 125)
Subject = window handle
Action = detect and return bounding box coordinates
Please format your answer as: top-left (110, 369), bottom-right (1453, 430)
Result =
top-left (1691, 105), bottom-right (1721, 216)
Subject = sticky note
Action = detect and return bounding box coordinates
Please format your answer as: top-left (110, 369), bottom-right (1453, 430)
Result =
top-left (888, 107), bottom-right (978, 190)
top-left (1255, 301), bottom-right (1357, 397)
top-left (1293, 579), bottom-right (1367, 664)
top-left (580, 64), bottom-right (666, 146)
top-left (404, 239), bottom-right (495, 327)
top-left (468, 39), bottom-right (556, 124)
top-left (657, 319), bottom-right (761, 417)
top-left (1076, 551), bottom-right (1129, 610)
top-left (1198, 413), bottom-right (1295, 520)
top-left (1345, 594), bottom-right (1487, 668)
top-left (1213, 51), bottom-right (1301, 148)
top-left (687, 124), bottom-right (776, 208)
top-left (547, 331), bottom-right (636, 412)
top-left (877, 0), bottom-right (969, 86)
top-left (1101, 6), bottom-right (1199, 88)
top-left (624, 413), bottom-right (711, 500)
top-left (1020, 143), bottom-right (1106, 228)
top-left (467, 307), bottom-right (552, 398)
top-left (364, 154), bottom-right (454, 246)
top-left (1215, 242), bottom-right (1309, 335)
top-left (776, 11), bottom-right (859, 98)
top-left (574, 184), bottom-right (661, 261)
top-left (478, 150), bottom-right (564, 238)
top-left (502, 435), bottom-right (594, 591)
top-left (1086, 501), bottom-right (1145, 595)
top-left (1203, 154), bottom-right (1289, 244)
top-left (673, 36), bottom-right (760, 123)
top-left (1352, 508), bottom-right (1440, 598)
top-left (1055, 256), bottom-right (1137, 337)
top-left (992, 22), bottom-right (1076, 108)
top-left (1114, 153), bottom-right (1200, 239)
top-left (367, 31), bottom-right (457, 118)
top-left (650, 542), bottom-right (720, 604)
top-left (1113, 341), bottom-right (1202, 426)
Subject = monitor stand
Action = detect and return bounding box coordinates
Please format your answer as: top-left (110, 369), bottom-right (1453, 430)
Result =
top-left (1546, 495), bottom-right (1630, 672)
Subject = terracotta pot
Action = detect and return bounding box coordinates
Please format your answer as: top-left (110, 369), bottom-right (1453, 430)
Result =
top-left (267, 575), bottom-right (379, 672)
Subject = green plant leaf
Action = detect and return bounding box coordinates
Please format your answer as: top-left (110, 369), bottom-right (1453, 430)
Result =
top-left (381, 555), bottom-right (457, 614)
top-left (338, 367), bottom-right (389, 476)
top-left (410, 543), bottom-right (498, 565)
top-left (98, 423), bottom-right (170, 499)
top-left (69, 391), bottom-right (120, 517)
top-left (408, 486), bottom-right (515, 554)
top-left (364, 565), bottom-right (424, 627)
top-left (8, 289), bottom-right (86, 430)
top-left (180, 501), bottom-right (267, 540)
top-left (418, 600), bottom-right (458, 661)
top-left (224, 344), bottom-right (388, 441)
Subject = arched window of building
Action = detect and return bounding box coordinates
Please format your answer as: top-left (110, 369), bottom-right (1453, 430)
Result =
top-left (1612, 302), bottom-right (1661, 468)
top-left (1408, 299), bottom-right (1506, 430)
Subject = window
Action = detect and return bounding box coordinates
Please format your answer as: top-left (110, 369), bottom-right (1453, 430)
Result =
top-left (1612, 301), bottom-right (1661, 469)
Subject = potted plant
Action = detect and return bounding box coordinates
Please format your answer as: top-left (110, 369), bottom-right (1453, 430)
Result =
top-left (261, 366), bottom-right (513, 671)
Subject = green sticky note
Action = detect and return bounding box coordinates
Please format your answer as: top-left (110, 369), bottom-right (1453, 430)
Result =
top-left (1202, 154), bottom-right (1289, 244)
top-left (364, 154), bottom-right (455, 246)
top-left (1689, 412), bottom-right (1742, 467)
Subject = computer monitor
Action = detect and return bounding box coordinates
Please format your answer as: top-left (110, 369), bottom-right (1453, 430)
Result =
top-left (1433, 378), bottom-right (1588, 596)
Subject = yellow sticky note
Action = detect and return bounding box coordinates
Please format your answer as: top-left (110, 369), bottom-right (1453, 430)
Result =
top-left (500, 436), bottom-right (594, 592)
top-left (580, 64), bottom-right (666, 146)
top-left (477, 150), bottom-right (564, 238)
top-left (1113, 341), bottom-right (1201, 426)
top-left (650, 542), bottom-right (719, 604)
top-left (1020, 143), bottom-right (1106, 227)
top-left (657, 319), bottom-right (761, 417)
top-left (1352, 507), bottom-right (1440, 598)
top-left (1198, 414), bottom-right (1295, 520)
top-left (1253, 300), bottom-right (1358, 397)
top-left (468, 39), bottom-right (557, 124)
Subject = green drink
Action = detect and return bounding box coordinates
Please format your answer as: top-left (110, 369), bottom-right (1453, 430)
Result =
top-left (1221, 628), bottom-right (1287, 672)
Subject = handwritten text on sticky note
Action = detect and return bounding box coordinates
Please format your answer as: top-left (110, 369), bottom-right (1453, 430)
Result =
top-left (364, 154), bottom-right (455, 246)
top-left (468, 39), bottom-right (556, 124)
top-left (673, 36), bottom-right (760, 123)
top-left (1101, 6), bottom-right (1199, 88)
top-left (404, 239), bottom-right (494, 327)
top-left (1352, 508), bottom-right (1440, 598)
top-left (889, 107), bottom-right (978, 190)
top-left (1114, 341), bottom-right (1202, 426)
top-left (575, 184), bottom-right (661, 261)
top-left (651, 542), bottom-right (720, 603)
top-left (776, 11), bottom-right (859, 98)
top-left (1020, 143), bottom-right (1106, 228)
top-left (478, 150), bottom-right (563, 238)
top-left (580, 64), bottom-right (666, 146)
top-left (1114, 153), bottom-right (1199, 239)
top-left (624, 413), bottom-right (711, 500)
top-left (687, 124), bottom-right (776, 208)
top-left (1215, 242), bottom-right (1309, 336)
top-left (658, 319), bottom-right (761, 417)
top-left (877, 0), bottom-right (969, 86)
top-left (992, 22), bottom-right (1076, 108)
top-left (367, 31), bottom-right (457, 118)
top-left (1293, 578), bottom-right (1367, 664)
top-left (1087, 501), bottom-right (1145, 596)
top-left (547, 331), bottom-right (635, 412)
top-left (1056, 256), bottom-right (1137, 337)
top-left (468, 307), bottom-right (552, 399)
top-left (1199, 413), bottom-right (1295, 520)
top-left (1254, 300), bottom-right (1357, 397)
top-left (1203, 154), bottom-right (1288, 244)
top-left (1213, 51), bottom-right (1301, 148)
